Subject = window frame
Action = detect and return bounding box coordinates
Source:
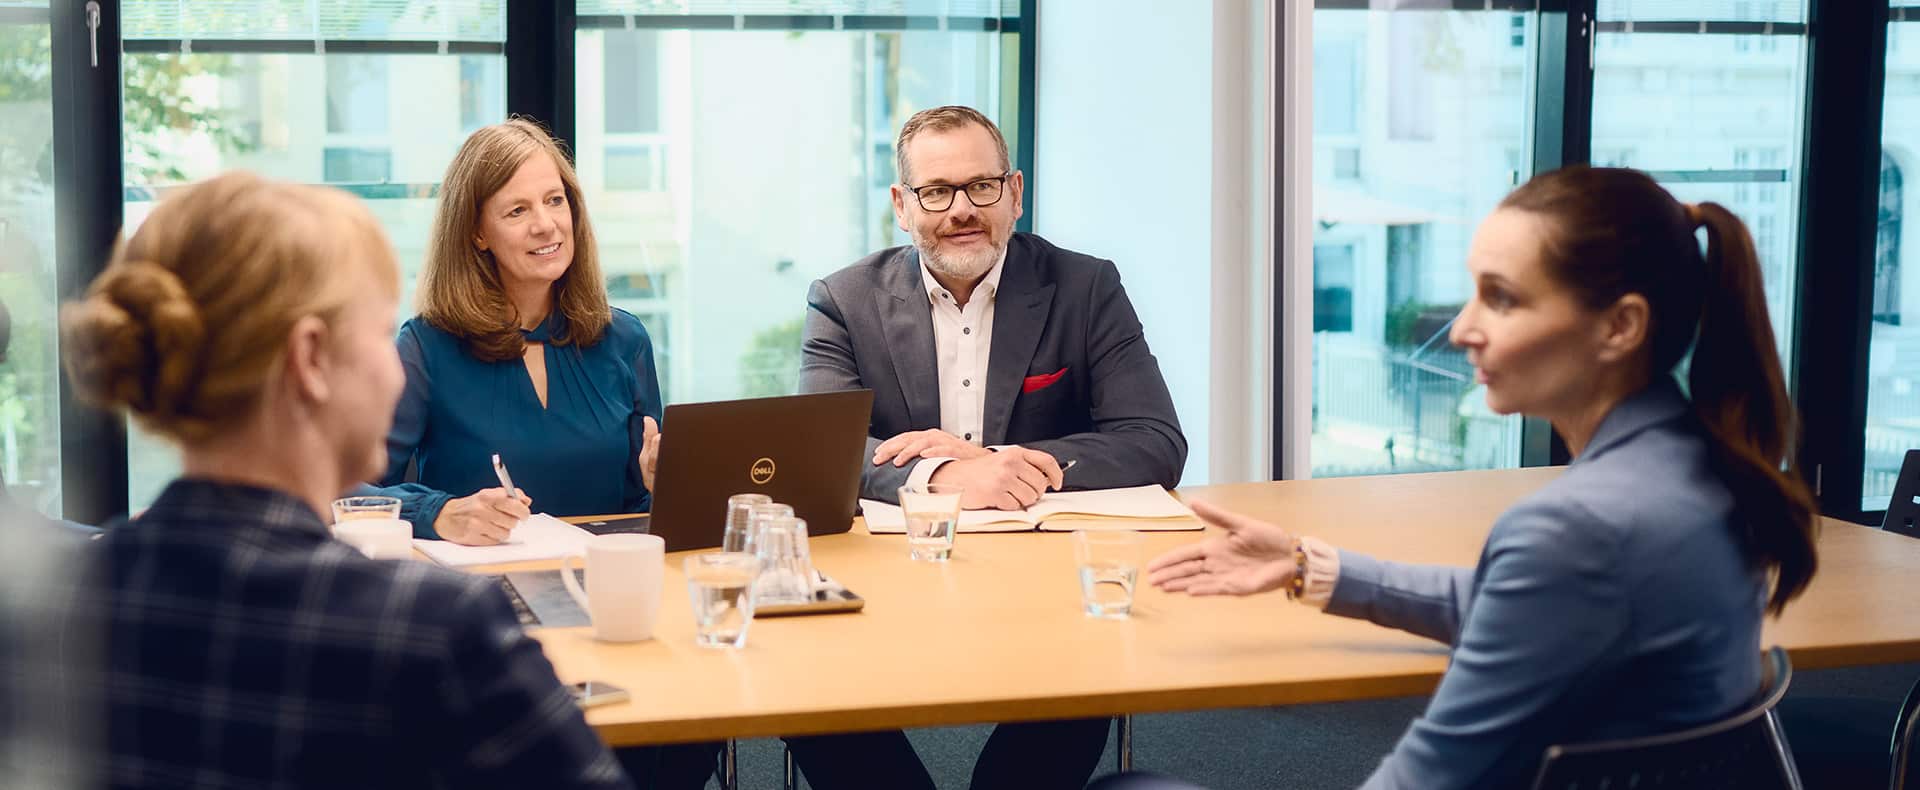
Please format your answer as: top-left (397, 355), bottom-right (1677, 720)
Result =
top-left (49, 0), bottom-right (1038, 519)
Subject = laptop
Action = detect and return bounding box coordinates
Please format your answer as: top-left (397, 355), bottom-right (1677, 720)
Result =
top-left (645, 389), bottom-right (875, 551)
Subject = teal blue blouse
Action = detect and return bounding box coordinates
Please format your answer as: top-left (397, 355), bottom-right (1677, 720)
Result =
top-left (371, 309), bottom-right (663, 538)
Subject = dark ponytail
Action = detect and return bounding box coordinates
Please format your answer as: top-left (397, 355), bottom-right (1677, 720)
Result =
top-left (1688, 202), bottom-right (1818, 615)
top-left (1501, 167), bottom-right (1817, 616)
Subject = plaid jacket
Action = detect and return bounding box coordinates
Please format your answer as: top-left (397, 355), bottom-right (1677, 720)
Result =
top-left (75, 479), bottom-right (633, 790)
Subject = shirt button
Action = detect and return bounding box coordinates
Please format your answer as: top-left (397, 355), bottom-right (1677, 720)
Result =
top-left (963, 327), bottom-right (971, 335)
top-left (965, 433), bottom-right (973, 440)
top-left (963, 379), bottom-right (971, 387)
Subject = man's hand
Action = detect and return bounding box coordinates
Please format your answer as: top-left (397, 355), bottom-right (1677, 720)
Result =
top-left (928, 447), bottom-right (1064, 510)
top-left (872, 428), bottom-right (992, 467)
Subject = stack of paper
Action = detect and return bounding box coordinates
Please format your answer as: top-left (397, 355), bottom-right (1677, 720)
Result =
top-left (861, 484), bottom-right (1200, 534)
top-left (413, 513), bottom-right (593, 567)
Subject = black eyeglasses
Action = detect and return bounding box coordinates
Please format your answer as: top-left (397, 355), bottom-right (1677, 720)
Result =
top-left (903, 173), bottom-right (1010, 212)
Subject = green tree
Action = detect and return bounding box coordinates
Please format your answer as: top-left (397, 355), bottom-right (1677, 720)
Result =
top-left (739, 319), bottom-right (805, 398)
top-left (0, 26), bottom-right (251, 184)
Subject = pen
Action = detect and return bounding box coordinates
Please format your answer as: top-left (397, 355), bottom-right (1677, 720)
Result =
top-left (491, 453), bottom-right (516, 494)
top-left (1061, 459), bottom-right (1079, 473)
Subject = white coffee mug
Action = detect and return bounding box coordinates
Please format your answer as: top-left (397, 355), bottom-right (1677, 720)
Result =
top-left (331, 518), bottom-right (412, 560)
top-left (561, 533), bottom-right (665, 642)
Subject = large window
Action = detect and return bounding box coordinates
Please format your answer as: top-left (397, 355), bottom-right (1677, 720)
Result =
top-left (1308, 7), bottom-right (1532, 478)
top-left (573, 3), bottom-right (1018, 404)
top-left (119, 0), bottom-right (506, 510)
top-left (1867, 6), bottom-right (1920, 511)
top-left (0, 2), bottom-right (59, 517)
top-left (1591, 1), bottom-right (1808, 380)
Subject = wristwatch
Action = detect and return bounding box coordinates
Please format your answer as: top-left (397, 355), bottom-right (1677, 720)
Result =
top-left (1285, 539), bottom-right (1306, 600)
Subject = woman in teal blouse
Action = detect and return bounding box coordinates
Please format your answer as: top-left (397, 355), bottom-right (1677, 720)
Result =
top-left (372, 118), bottom-right (663, 546)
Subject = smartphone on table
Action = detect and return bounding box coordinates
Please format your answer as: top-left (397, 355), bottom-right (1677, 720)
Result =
top-left (568, 680), bottom-right (630, 709)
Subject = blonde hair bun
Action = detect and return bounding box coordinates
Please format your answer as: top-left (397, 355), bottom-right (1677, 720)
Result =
top-left (60, 260), bottom-right (207, 425)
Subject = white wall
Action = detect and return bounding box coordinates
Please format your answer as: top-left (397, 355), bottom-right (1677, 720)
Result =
top-left (1036, 0), bottom-right (1219, 485)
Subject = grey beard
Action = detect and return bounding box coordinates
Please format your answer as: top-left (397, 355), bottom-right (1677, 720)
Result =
top-left (916, 236), bottom-right (1002, 282)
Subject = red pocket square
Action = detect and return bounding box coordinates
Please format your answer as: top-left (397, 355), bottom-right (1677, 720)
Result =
top-left (1022, 367), bottom-right (1068, 394)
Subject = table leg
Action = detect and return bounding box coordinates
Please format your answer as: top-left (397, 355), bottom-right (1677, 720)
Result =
top-left (1118, 715), bottom-right (1134, 773)
top-left (721, 739), bottom-right (739, 790)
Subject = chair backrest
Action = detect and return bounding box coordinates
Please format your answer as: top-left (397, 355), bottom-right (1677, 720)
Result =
top-left (1893, 673), bottom-right (1920, 790)
top-left (1883, 449), bottom-right (1920, 539)
top-left (1530, 646), bottom-right (1803, 790)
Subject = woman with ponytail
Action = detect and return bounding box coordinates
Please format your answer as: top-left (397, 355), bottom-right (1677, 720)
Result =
top-left (1107, 166), bottom-right (1818, 790)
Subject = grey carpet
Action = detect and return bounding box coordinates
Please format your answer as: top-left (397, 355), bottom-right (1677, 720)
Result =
top-left (708, 662), bottom-right (1920, 789)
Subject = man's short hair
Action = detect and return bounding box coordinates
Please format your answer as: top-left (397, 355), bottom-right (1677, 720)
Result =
top-left (894, 105), bottom-right (1011, 186)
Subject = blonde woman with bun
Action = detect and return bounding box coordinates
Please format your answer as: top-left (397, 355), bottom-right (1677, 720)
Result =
top-left (59, 171), bottom-right (636, 790)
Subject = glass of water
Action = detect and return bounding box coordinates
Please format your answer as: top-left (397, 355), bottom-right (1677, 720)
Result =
top-left (743, 502), bottom-right (795, 554)
top-left (1074, 530), bottom-right (1143, 619)
top-left (685, 552), bottom-right (761, 648)
top-left (331, 495), bottom-right (401, 524)
top-left (752, 516), bottom-right (815, 605)
top-left (897, 483), bottom-right (963, 562)
top-left (722, 493), bottom-right (773, 553)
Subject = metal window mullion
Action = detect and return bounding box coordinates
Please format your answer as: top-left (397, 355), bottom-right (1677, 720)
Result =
top-left (52, 0), bottom-right (129, 522)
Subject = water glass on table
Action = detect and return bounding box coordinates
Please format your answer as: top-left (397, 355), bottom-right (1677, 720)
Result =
top-left (723, 493), bottom-right (773, 553)
top-left (743, 502), bottom-right (795, 554)
top-left (753, 515), bottom-right (815, 605)
top-left (329, 496), bottom-right (410, 559)
top-left (685, 552), bottom-right (761, 649)
top-left (1074, 530), bottom-right (1143, 619)
top-left (897, 483), bottom-right (963, 562)
top-left (331, 495), bottom-right (401, 522)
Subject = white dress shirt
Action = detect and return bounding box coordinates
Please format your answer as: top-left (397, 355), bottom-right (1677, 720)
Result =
top-left (905, 251), bottom-right (1007, 488)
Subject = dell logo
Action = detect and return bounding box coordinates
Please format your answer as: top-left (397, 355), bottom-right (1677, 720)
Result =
top-left (750, 457), bottom-right (777, 485)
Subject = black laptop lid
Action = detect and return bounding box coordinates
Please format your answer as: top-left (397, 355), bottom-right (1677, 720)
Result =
top-left (647, 389), bottom-right (874, 551)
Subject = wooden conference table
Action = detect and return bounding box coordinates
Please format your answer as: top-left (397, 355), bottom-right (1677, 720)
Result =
top-left (462, 467), bottom-right (1920, 747)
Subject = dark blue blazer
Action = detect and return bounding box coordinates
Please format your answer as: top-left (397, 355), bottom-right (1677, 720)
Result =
top-left (799, 232), bottom-right (1187, 502)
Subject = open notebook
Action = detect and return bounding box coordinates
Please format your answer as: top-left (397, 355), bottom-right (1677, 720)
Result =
top-left (860, 484), bottom-right (1201, 534)
top-left (413, 513), bottom-right (593, 567)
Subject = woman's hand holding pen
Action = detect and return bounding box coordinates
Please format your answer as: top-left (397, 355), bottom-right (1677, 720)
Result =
top-left (433, 487), bottom-right (531, 546)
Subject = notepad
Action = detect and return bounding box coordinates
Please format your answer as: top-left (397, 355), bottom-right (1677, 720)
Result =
top-left (860, 484), bottom-right (1201, 534)
top-left (412, 513), bottom-right (594, 567)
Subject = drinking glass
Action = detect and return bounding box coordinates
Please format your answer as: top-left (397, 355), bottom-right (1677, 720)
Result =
top-left (684, 552), bottom-right (761, 648)
top-left (744, 502), bottom-right (794, 554)
top-left (753, 515), bottom-right (814, 605)
top-left (331, 495), bottom-right (401, 524)
top-left (723, 493), bottom-right (773, 553)
top-left (1073, 530), bottom-right (1143, 619)
top-left (897, 484), bottom-right (963, 561)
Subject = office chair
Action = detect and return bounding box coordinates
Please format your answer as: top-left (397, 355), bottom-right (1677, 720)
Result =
top-left (1883, 449), bottom-right (1920, 539)
top-left (1895, 674), bottom-right (1920, 790)
top-left (1880, 450), bottom-right (1920, 790)
top-left (1530, 646), bottom-right (1803, 790)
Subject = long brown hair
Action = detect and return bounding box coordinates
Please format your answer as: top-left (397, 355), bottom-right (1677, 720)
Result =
top-left (60, 172), bottom-right (398, 444)
top-left (418, 118), bottom-right (609, 361)
top-left (1500, 166), bottom-right (1817, 616)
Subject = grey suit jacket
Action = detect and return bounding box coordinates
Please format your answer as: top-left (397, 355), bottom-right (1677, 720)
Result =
top-left (1329, 377), bottom-right (1769, 790)
top-left (800, 232), bottom-right (1188, 503)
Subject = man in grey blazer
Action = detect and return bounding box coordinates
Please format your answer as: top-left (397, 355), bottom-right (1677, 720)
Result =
top-left (795, 105), bottom-right (1186, 789)
top-left (801, 107), bottom-right (1187, 511)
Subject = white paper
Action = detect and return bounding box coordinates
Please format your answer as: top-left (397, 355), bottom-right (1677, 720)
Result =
top-left (412, 513), bottom-right (593, 567)
top-left (861, 484), bottom-right (1195, 534)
